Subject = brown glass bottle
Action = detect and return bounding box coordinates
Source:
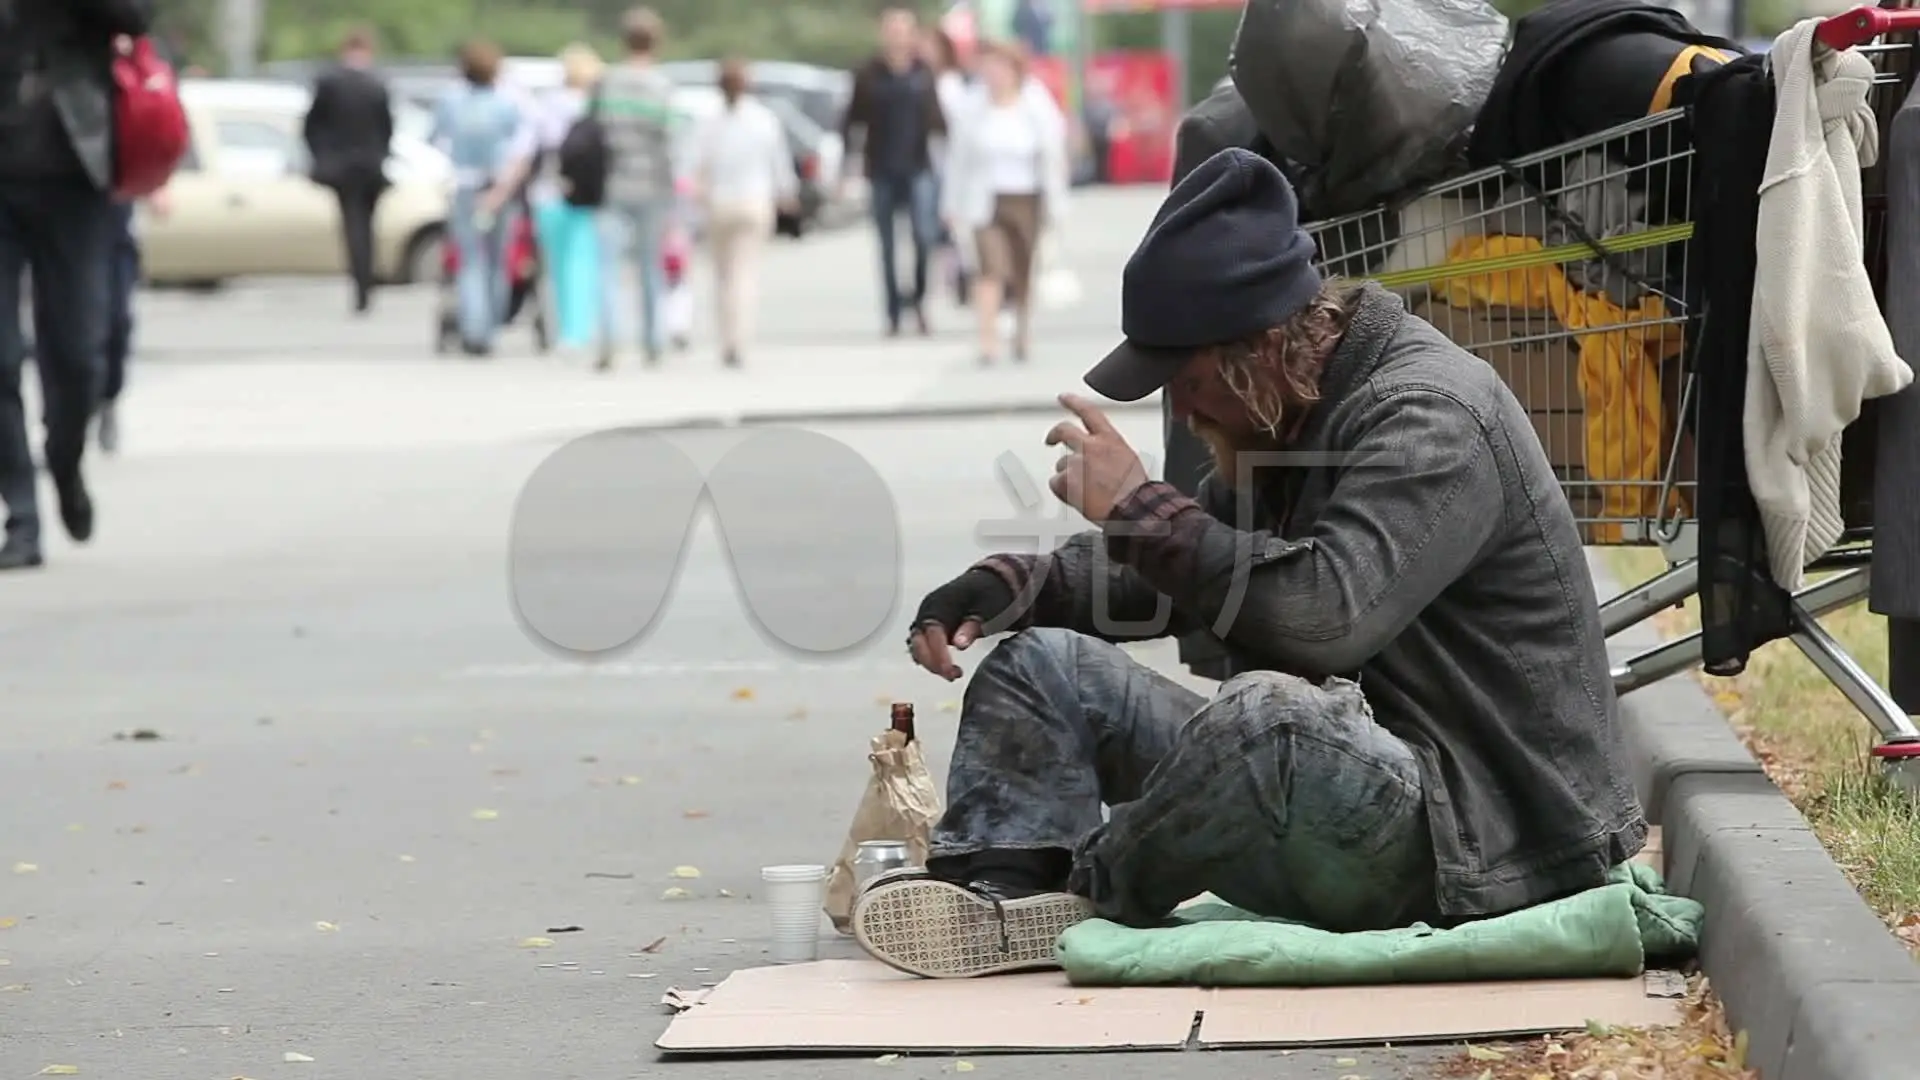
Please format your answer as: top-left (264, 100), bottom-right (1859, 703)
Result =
top-left (890, 702), bottom-right (915, 741)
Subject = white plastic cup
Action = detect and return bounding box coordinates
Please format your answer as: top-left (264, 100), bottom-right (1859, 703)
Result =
top-left (761, 864), bottom-right (827, 964)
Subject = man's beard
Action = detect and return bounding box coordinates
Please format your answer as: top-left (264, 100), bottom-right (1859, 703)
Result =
top-left (1188, 417), bottom-right (1281, 487)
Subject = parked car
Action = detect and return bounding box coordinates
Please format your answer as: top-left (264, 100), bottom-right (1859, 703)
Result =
top-left (658, 60), bottom-right (852, 132)
top-left (669, 83), bottom-right (837, 238)
top-left (140, 79), bottom-right (451, 288)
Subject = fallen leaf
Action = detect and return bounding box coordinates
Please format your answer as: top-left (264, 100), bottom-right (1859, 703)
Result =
top-left (38, 1066), bottom-right (79, 1075)
top-left (717, 888), bottom-right (735, 898)
top-left (471, 809), bottom-right (499, 821)
top-left (106, 781), bottom-right (127, 791)
top-left (1, 983), bottom-right (26, 992)
top-left (519, 937), bottom-right (554, 948)
top-left (65, 824), bottom-right (83, 833)
top-left (873, 1054), bottom-right (899, 1064)
top-left (1335, 1058), bottom-right (1357, 1067)
top-left (0, 958), bottom-right (10, 964)
top-left (640, 936), bottom-right (667, 953)
top-left (617, 776), bottom-right (641, 786)
top-left (661, 887), bottom-right (693, 900)
top-left (314, 921), bottom-right (337, 932)
top-left (13, 862), bottom-right (37, 874)
top-left (1585, 1020), bottom-right (1612, 1038)
top-left (670, 866), bottom-right (701, 879)
top-left (283, 1051), bottom-right (315, 1062)
top-left (1466, 1045), bottom-right (1506, 1061)
top-left (0, 918), bottom-right (15, 929)
top-left (682, 809), bottom-right (709, 819)
top-left (731, 687), bottom-right (755, 701)
top-left (954, 1063), bottom-right (975, 1072)
top-left (398, 855), bottom-right (416, 863)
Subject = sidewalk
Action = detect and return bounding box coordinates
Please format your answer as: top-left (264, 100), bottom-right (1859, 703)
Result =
top-left (84, 339), bottom-right (1158, 457)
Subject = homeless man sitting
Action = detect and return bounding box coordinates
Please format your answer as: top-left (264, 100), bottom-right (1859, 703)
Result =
top-left (850, 147), bottom-right (1648, 981)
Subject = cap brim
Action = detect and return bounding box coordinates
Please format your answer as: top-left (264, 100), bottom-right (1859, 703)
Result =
top-left (1083, 339), bottom-right (1189, 402)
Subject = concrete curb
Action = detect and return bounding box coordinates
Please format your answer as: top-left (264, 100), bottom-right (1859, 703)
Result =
top-left (1592, 556), bottom-right (1920, 1080)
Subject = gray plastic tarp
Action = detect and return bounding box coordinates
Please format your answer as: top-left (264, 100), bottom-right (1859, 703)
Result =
top-left (1230, 0), bottom-right (1510, 220)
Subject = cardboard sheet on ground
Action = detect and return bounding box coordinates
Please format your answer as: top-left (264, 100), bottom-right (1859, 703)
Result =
top-left (656, 830), bottom-right (1685, 1054)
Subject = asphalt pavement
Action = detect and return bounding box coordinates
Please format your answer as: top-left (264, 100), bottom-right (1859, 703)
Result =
top-left (0, 190), bottom-right (1453, 1078)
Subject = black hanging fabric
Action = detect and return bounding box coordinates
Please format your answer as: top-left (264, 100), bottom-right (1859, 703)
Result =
top-left (1678, 54), bottom-right (1795, 675)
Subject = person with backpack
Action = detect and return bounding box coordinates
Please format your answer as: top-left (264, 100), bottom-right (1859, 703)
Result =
top-left (534, 43), bottom-right (606, 353)
top-left (429, 38), bottom-right (537, 357)
top-left (0, 0), bottom-right (156, 571)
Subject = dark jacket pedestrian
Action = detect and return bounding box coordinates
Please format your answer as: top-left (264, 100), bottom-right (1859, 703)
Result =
top-left (841, 7), bottom-right (948, 335)
top-left (0, 0), bottom-right (154, 571)
top-left (303, 28), bottom-right (395, 313)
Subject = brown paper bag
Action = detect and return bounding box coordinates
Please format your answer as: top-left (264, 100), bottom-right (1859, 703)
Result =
top-left (823, 728), bottom-right (943, 933)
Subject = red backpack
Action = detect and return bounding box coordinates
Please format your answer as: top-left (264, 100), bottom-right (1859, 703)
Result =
top-left (111, 37), bottom-right (190, 200)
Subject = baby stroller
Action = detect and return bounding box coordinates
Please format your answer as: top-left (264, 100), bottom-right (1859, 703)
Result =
top-left (433, 205), bottom-right (552, 355)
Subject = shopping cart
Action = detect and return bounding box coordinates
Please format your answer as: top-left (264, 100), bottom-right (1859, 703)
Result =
top-left (1304, 3), bottom-right (1920, 785)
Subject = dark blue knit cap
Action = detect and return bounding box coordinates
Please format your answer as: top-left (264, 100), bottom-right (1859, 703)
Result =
top-left (1084, 147), bottom-right (1322, 402)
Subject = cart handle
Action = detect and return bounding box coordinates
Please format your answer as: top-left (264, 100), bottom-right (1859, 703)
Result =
top-left (1816, 5), bottom-right (1920, 50)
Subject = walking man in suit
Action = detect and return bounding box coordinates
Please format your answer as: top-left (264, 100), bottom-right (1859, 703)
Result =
top-left (302, 27), bottom-right (394, 314)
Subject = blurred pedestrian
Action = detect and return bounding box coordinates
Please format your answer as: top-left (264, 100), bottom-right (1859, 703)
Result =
top-left (302, 27), bottom-right (395, 315)
top-left (841, 5), bottom-right (946, 337)
top-left (922, 25), bottom-right (974, 307)
top-left (0, 0), bottom-right (152, 571)
top-left (941, 41), bottom-right (1068, 366)
top-left (533, 43), bottom-right (605, 352)
top-left (594, 6), bottom-right (684, 370)
top-left (690, 58), bottom-right (798, 368)
top-left (430, 38), bottom-right (536, 357)
top-left (98, 185), bottom-right (170, 455)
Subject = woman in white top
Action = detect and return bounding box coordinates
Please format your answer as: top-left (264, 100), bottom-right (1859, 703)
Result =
top-left (939, 40), bottom-right (1068, 365)
top-left (532, 44), bottom-right (604, 352)
top-left (691, 58), bottom-right (799, 368)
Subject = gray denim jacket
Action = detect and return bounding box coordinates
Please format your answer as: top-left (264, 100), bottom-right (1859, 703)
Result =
top-left (980, 284), bottom-right (1647, 918)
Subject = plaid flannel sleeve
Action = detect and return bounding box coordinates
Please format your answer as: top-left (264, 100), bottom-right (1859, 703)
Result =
top-left (1102, 481), bottom-right (1214, 583)
top-left (970, 520), bottom-right (1197, 643)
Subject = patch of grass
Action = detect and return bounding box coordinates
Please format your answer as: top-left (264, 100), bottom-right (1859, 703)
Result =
top-left (1441, 974), bottom-right (1754, 1079)
top-left (1605, 548), bottom-right (1920, 945)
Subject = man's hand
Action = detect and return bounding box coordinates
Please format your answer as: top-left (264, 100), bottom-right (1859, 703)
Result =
top-left (1046, 393), bottom-right (1150, 522)
top-left (146, 187), bottom-right (172, 218)
top-left (908, 568), bottom-right (1018, 681)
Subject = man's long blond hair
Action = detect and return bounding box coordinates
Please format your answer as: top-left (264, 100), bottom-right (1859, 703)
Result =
top-left (1209, 280), bottom-right (1361, 443)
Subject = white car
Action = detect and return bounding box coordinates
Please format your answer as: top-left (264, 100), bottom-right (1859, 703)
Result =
top-left (139, 79), bottom-right (452, 287)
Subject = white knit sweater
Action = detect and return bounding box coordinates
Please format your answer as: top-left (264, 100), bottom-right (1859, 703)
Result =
top-left (1747, 19), bottom-right (1913, 590)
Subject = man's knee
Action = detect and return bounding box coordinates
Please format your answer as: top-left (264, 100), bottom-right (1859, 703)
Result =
top-left (979, 626), bottom-right (1086, 677)
top-left (1190, 670), bottom-right (1365, 742)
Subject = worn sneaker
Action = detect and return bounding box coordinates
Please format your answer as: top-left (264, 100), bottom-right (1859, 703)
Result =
top-left (851, 875), bottom-right (1092, 979)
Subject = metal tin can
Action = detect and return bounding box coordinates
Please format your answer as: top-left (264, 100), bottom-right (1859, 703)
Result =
top-left (852, 840), bottom-right (911, 890)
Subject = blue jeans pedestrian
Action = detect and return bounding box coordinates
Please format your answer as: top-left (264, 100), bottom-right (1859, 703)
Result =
top-left (0, 180), bottom-right (115, 545)
top-left (597, 200), bottom-right (671, 358)
top-left (450, 188), bottom-right (514, 351)
top-left (868, 170), bottom-right (939, 329)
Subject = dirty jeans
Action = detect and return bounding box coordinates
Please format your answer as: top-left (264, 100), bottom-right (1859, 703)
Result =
top-left (930, 628), bottom-right (1442, 932)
